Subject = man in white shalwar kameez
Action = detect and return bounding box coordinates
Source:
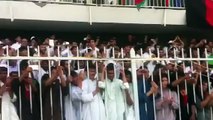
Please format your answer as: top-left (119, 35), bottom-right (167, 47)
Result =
top-left (65, 70), bottom-right (84, 120)
top-left (0, 67), bottom-right (19, 120)
top-left (99, 63), bottom-right (129, 120)
top-left (81, 64), bottom-right (106, 120)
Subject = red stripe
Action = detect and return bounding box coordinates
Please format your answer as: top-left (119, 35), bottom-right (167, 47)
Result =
top-left (166, 0), bottom-right (169, 7)
top-left (135, 0), bottom-right (144, 5)
top-left (206, 0), bottom-right (213, 26)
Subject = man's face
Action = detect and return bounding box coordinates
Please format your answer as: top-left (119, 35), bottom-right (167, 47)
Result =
top-left (166, 64), bottom-right (173, 70)
top-left (31, 40), bottom-right (37, 47)
top-left (89, 68), bottom-right (96, 80)
top-left (16, 36), bottom-right (21, 43)
top-left (0, 71), bottom-right (7, 82)
top-left (107, 70), bottom-right (114, 80)
top-left (41, 61), bottom-right (49, 71)
top-left (64, 61), bottom-right (69, 70)
top-left (90, 40), bottom-right (96, 48)
top-left (40, 45), bottom-right (47, 54)
top-left (10, 72), bottom-right (18, 80)
top-left (21, 39), bottom-right (28, 47)
top-left (71, 47), bottom-right (77, 56)
top-left (124, 45), bottom-right (131, 53)
top-left (162, 77), bottom-right (168, 89)
top-left (72, 76), bottom-right (78, 85)
top-left (5, 38), bottom-right (12, 45)
top-left (201, 82), bottom-right (208, 92)
top-left (126, 74), bottom-right (132, 83)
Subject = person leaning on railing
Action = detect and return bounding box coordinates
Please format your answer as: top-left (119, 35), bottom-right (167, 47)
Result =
top-left (137, 67), bottom-right (158, 120)
top-left (0, 67), bottom-right (19, 120)
top-left (12, 60), bottom-right (40, 120)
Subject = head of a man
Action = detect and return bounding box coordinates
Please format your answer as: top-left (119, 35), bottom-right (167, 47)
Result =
top-left (106, 63), bottom-right (115, 81)
top-left (86, 64), bottom-right (96, 80)
top-left (0, 67), bottom-right (7, 83)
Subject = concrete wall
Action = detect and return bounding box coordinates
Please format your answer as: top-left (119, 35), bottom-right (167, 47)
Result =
top-left (0, 1), bottom-right (186, 25)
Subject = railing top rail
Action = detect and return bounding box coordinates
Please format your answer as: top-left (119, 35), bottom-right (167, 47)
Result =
top-left (2, 0), bottom-right (186, 9)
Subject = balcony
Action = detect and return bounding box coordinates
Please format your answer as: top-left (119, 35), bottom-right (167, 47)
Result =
top-left (0, 0), bottom-right (186, 33)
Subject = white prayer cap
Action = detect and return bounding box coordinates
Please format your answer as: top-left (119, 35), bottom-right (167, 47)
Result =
top-left (29, 65), bottom-right (39, 71)
top-left (104, 60), bottom-right (116, 66)
top-left (168, 40), bottom-right (173, 44)
top-left (75, 69), bottom-right (84, 74)
top-left (30, 36), bottom-right (35, 40)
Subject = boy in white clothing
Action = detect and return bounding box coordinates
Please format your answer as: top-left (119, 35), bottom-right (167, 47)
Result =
top-left (99, 63), bottom-right (129, 120)
top-left (81, 64), bottom-right (106, 120)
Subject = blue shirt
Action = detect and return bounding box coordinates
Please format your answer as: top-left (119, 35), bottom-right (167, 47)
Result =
top-left (138, 78), bottom-right (154, 120)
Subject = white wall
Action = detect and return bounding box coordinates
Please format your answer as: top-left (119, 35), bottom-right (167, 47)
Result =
top-left (0, 1), bottom-right (186, 25)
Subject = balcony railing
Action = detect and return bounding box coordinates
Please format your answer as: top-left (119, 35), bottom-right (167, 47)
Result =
top-left (9, 0), bottom-right (185, 8)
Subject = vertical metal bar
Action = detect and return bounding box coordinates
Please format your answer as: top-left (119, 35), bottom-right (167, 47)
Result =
top-left (37, 46), bottom-right (43, 120)
top-left (148, 48), bottom-right (157, 120)
top-left (149, 0), bottom-right (151, 6)
top-left (205, 48), bottom-right (213, 120)
top-left (27, 46), bottom-right (33, 114)
top-left (173, 48), bottom-right (181, 120)
top-left (189, 48), bottom-right (196, 103)
top-left (164, 48), bottom-right (171, 97)
top-left (156, 0), bottom-right (159, 7)
top-left (17, 48), bottom-right (22, 120)
top-left (77, 46), bottom-right (80, 70)
top-left (120, 48), bottom-right (127, 119)
top-left (67, 46), bottom-right (73, 120)
top-left (182, 0), bottom-right (185, 7)
top-left (76, 46), bottom-right (82, 119)
top-left (86, 48), bottom-right (90, 78)
top-left (159, 68), bottom-right (165, 118)
top-left (47, 47), bottom-right (53, 120)
top-left (112, 47), bottom-right (115, 58)
top-left (130, 48), bottom-right (140, 120)
top-left (197, 48), bottom-right (205, 118)
top-left (140, 48), bottom-right (147, 113)
top-left (181, 48), bottom-right (189, 114)
top-left (57, 46), bottom-right (64, 120)
top-left (6, 46), bottom-right (11, 120)
top-left (105, 52), bottom-right (109, 119)
top-left (170, 0), bottom-right (173, 7)
top-left (197, 48), bottom-right (204, 99)
top-left (156, 47), bottom-right (165, 118)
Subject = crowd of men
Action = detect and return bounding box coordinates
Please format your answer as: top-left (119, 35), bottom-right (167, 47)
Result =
top-left (0, 34), bottom-right (213, 120)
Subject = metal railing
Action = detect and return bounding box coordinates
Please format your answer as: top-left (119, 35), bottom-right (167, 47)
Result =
top-left (8, 0), bottom-right (185, 8)
top-left (1, 45), bottom-right (213, 120)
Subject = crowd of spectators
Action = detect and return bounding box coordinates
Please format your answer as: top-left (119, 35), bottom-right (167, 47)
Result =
top-left (0, 34), bottom-right (213, 120)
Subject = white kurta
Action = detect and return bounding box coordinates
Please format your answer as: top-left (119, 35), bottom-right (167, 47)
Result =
top-left (125, 84), bottom-right (135, 120)
top-left (99, 79), bottom-right (129, 120)
top-left (71, 86), bottom-right (83, 120)
top-left (64, 85), bottom-right (76, 120)
top-left (0, 81), bottom-right (19, 120)
top-left (81, 78), bottom-right (106, 120)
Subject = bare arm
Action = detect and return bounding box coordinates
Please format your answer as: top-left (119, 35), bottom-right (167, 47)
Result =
top-left (59, 75), bottom-right (66, 87)
top-left (125, 89), bottom-right (134, 106)
top-left (172, 76), bottom-right (186, 87)
top-left (201, 96), bottom-right (211, 108)
top-left (44, 75), bottom-right (57, 87)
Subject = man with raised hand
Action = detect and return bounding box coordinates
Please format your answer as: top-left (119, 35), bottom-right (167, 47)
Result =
top-left (99, 63), bottom-right (129, 120)
top-left (81, 64), bottom-right (105, 120)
